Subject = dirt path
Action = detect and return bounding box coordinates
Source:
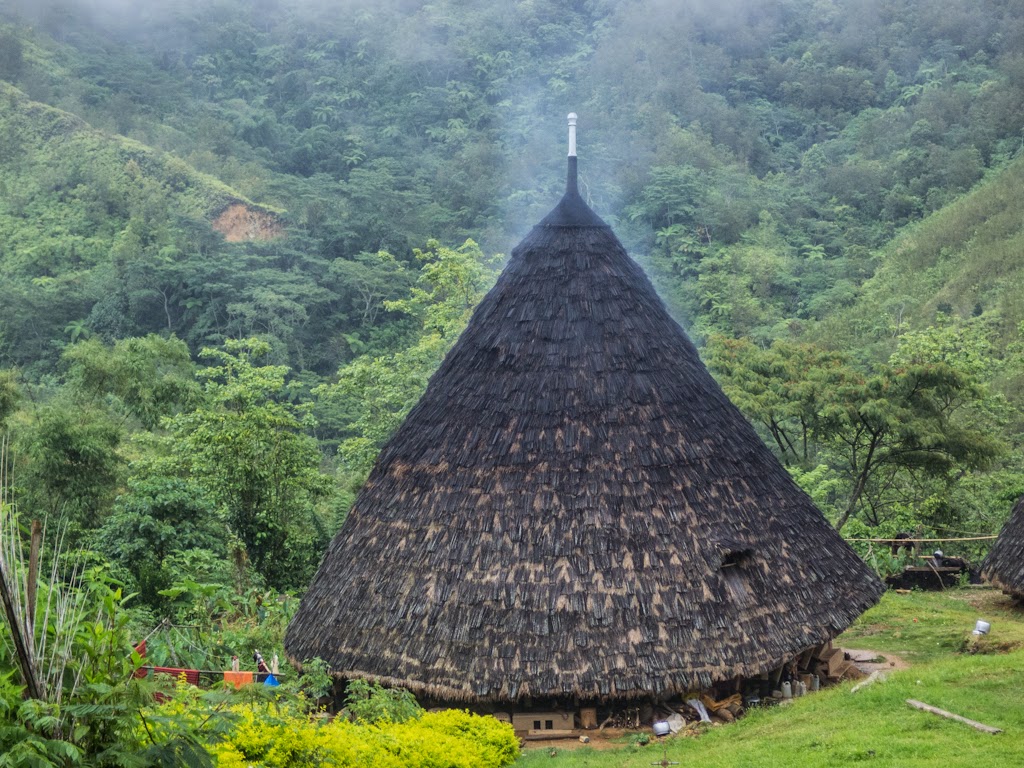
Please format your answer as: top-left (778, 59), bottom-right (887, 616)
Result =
top-left (519, 728), bottom-right (642, 752)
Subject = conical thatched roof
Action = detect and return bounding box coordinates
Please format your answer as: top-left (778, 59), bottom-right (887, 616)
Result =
top-left (286, 129), bottom-right (884, 704)
top-left (982, 496), bottom-right (1024, 599)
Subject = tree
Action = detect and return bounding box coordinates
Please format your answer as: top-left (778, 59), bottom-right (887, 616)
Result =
top-left (16, 402), bottom-right (122, 530)
top-left (62, 334), bottom-right (199, 430)
top-left (707, 333), bottom-right (1004, 531)
top-left (329, 250), bottom-right (413, 330)
top-left (385, 239), bottom-right (501, 339)
top-left (826, 360), bottom-right (1002, 530)
top-left (166, 338), bottom-right (331, 589)
top-left (97, 475), bottom-right (223, 608)
top-left (0, 370), bottom-right (20, 428)
top-left (705, 336), bottom-right (858, 465)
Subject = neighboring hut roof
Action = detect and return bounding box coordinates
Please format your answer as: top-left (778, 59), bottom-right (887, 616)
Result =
top-left (982, 495), bottom-right (1024, 599)
top-left (285, 119), bottom-right (884, 703)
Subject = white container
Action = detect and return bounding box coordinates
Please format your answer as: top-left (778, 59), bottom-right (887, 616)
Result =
top-left (973, 620), bottom-right (991, 635)
top-left (781, 681), bottom-right (792, 699)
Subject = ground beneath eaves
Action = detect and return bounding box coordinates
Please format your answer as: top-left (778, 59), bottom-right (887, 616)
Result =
top-left (519, 647), bottom-right (910, 753)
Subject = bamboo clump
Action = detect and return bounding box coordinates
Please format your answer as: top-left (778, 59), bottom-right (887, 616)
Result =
top-left (0, 437), bottom-right (93, 704)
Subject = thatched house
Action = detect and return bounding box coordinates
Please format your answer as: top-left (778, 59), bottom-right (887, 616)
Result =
top-left (982, 496), bottom-right (1024, 599)
top-left (286, 116), bottom-right (884, 705)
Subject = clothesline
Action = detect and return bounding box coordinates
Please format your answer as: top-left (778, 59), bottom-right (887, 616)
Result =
top-left (136, 665), bottom-right (286, 677)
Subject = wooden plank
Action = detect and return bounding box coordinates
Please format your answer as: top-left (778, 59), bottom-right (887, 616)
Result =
top-left (524, 730), bottom-right (576, 740)
top-left (827, 649), bottom-right (846, 678)
top-left (815, 641), bottom-right (834, 661)
top-left (906, 699), bottom-right (1002, 734)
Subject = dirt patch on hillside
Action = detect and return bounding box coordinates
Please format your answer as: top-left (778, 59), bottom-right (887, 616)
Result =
top-left (840, 647), bottom-right (910, 673)
top-left (949, 585), bottom-right (1020, 614)
top-left (213, 203), bottom-right (283, 242)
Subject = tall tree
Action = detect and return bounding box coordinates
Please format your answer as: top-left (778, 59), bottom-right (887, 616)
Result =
top-left (16, 402), bottom-right (122, 529)
top-left (166, 338), bottom-right (331, 589)
top-left (62, 334), bottom-right (199, 430)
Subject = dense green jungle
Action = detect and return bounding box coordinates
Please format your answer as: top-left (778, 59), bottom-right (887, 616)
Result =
top-left (3, 0), bottom-right (1024, 762)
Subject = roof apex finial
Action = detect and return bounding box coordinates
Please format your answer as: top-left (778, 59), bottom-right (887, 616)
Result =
top-left (567, 112), bottom-right (577, 157)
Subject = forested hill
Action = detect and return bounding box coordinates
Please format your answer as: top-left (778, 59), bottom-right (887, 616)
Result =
top-left (6, 0), bottom-right (1024, 366)
top-left (3, 0), bottom-right (1024, 596)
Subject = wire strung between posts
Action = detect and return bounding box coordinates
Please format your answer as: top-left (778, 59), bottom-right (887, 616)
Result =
top-left (845, 536), bottom-right (997, 543)
top-left (930, 524), bottom-right (991, 537)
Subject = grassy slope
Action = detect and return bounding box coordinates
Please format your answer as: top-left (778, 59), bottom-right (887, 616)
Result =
top-left (816, 155), bottom-right (1024, 357)
top-left (517, 588), bottom-right (1024, 768)
top-left (0, 79), bottom-right (275, 274)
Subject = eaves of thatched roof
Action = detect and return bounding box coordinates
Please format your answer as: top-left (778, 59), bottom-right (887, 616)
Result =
top-left (982, 496), bottom-right (1024, 599)
top-left (285, 122), bottom-right (884, 703)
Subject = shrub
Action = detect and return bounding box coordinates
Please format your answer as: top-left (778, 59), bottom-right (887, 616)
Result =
top-left (208, 703), bottom-right (519, 768)
top-left (343, 678), bottom-right (423, 724)
top-left (388, 709), bottom-right (521, 767)
top-left (298, 657), bottom-right (333, 701)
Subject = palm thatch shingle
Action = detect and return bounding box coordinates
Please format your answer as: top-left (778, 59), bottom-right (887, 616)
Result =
top-left (982, 496), bottom-right (1024, 599)
top-left (285, 124), bottom-right (884, 703)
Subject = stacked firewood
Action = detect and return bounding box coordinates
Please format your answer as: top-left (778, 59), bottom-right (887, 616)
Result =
top-left (598, 706), bottom-right (642, 729)
top-left (806, 641), bottom-right (865, 684)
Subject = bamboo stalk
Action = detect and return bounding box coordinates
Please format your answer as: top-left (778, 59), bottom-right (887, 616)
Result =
top-left (27, 519), bottom-right (40, 638)
top-left (0, 549), bottom-right (42, 699)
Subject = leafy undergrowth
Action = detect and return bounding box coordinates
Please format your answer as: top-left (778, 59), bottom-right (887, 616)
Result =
top-left (517, 588), bottom-right (1024, 767)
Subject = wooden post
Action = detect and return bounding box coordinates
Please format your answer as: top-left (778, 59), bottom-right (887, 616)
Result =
top-left (906, 699), bottom-right (1002, 734)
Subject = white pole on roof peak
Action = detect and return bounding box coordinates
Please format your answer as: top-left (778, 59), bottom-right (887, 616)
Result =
top-left (567, 112), bottom-right (577, 157)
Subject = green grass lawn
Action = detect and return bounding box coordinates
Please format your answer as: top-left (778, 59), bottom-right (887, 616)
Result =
top-left (516, 588), bottom-right (1024, 767)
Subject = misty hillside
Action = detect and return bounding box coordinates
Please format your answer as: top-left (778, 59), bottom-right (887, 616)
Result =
top-left (2, 0), bottom-right (1024, 584)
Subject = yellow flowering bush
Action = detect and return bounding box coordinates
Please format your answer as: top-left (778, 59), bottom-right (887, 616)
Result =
top-left (376, 710), bottom-right (520, 768)
top-left (208, 705), bottom-right (519, 767)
